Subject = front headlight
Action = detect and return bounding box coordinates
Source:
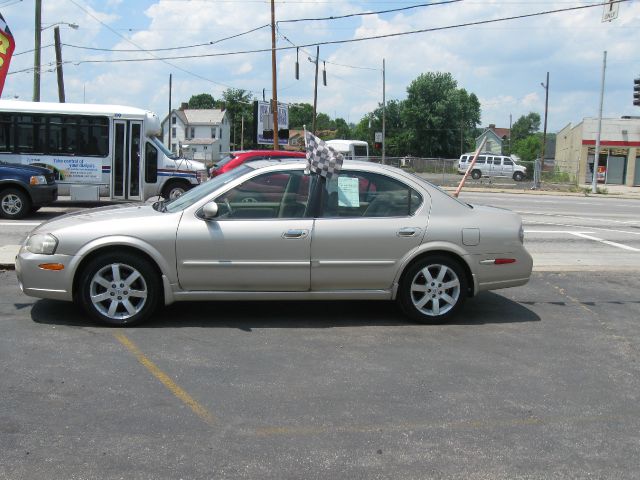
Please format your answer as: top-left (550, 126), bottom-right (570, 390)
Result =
top-left (26, 233), bottom-right (58, 254)
top-left (30, 175), bottom-right (47, 185)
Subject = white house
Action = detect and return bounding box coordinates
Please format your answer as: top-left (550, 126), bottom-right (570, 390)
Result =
top-left (162, 104), bottom-right (230, 164)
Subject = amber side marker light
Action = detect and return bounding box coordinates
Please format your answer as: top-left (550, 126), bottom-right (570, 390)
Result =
top-left (38, 263), bottom-right (65, 271)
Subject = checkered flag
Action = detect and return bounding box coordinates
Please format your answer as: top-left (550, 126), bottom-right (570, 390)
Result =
top-left (304, 129), bottom-right (343, 179)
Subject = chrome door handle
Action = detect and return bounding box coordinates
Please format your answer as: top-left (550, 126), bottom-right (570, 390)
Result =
top-left (283, 229), bottom-right (309, 239)
top-left (397, 227), bottom-right (419, 237)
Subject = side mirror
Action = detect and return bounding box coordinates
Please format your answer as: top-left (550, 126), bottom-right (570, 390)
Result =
top-left (202, 201), bottom-right (219, 219)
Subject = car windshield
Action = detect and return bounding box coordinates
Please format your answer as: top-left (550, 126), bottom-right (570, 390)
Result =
top-left (158, 166), bottom-right (252, 213)
top-left (213, 154), bottom-right (236, 168)
top-left (151, 137), bottom-right (179, 160)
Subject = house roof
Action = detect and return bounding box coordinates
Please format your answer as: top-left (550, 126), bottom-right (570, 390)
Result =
top-left (476, 126), bottom-right (510, 142)
top-left (163, 108), bottom-right (225, 126)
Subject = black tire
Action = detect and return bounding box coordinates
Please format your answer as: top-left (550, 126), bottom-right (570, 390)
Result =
top-left (77, 252), bottom-right (161, 326)
top-left (513, 171), bottom-right (524, 182)
top-left (471, 170), bottom-right (482, 180)
top-left (397, 255), bottom-right (468, 324)
top-left (0, 188), bottom-right (32, 220)
top-left (30, 206), bottom-right (41, 213)
top-left (162, 180), bottom-right (191, 200)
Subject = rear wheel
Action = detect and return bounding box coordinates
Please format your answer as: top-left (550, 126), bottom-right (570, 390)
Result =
top-left (471, 170), bottom-right (482, 180)
top-left (0, 188), bottom-right (31, 220)
top-left (398, 255), bottom-right (468, 324)
top-left (77, 252), bottom-right (161, 326)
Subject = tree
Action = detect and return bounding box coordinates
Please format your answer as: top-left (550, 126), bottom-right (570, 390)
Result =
top-left (334, 118), bottom-right (351, 139)
top-left (400, 72), bottom-right (481, 157)
top-left (288, 103), bottom-right (314, 129)
top-left (510, 112), bottom-right (541, 144)
top-left (512, 133), bottom-right (543, 162)
top-left (188, 93), bottom-right (215, 109)
top-left (217, 88), bottom-right (254, 149)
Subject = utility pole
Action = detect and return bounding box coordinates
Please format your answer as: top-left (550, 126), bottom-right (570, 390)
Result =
top-left (540, 72), bottom-right (550, 172)
top-left (382, 58), bottom-right (386, 165)
top-left (33, 0), bottom-right (41, 101)
top-left (53, 26), bottom-right (65, 102)
top-left (312, 46), bottom-right (319, 135)
top-left (270, 0), bottom-right (279, 150)
top-left (241, 115), bottom-right (244, 150)
top-left (167, 73), bottom-right (172, 148)
top-left (592, 51), bottom-right (607, 194)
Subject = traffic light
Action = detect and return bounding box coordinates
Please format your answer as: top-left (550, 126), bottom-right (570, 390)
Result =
top-left (634, 78), bottom-right (640, 106)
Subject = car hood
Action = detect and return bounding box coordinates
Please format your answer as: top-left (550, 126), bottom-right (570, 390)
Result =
top-left (0, 162), bottom-right (51, 175)
top-left (33, 203), bottom-right (164, 234)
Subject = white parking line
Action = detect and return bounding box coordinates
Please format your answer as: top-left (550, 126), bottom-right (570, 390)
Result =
top-left (524, 230), bottom-right (594, 234)
top-left (569, 232), bottom-right (640, 252)
top-left (518, 211), bottom-right (638, 225)
top-left (525, 220), bottom-right (640, 236)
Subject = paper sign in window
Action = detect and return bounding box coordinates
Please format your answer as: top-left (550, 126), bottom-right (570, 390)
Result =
top-left (338, 176), bottom-right (360, 207)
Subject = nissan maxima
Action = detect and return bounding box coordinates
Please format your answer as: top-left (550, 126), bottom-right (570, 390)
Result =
top-left (16, 160), bottom-right (532, 326)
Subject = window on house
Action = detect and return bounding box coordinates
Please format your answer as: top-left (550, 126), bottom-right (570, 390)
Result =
top-left (172, 127), bottom-right (176, 138)
top-left (211, 128), bottom-right (216, 139)
top-left (172, 116), bottom-right (176, 125)
top-left (190, 127), bottom-right (195, 138)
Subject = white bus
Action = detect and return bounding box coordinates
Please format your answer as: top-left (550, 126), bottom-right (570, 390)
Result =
top-left (326, 139), bottom-right (369, 161)
top-left (0, 100), bottom-right (208, 201)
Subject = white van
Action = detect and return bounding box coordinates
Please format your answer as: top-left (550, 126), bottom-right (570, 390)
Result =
top-left (457, 153), bottom-right (527, 182)
top-left (326, 139), bottom-right (369, 161)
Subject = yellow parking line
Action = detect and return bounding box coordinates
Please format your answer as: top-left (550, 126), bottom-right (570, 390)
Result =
top-left (113, 332), bottom-right (216, 426)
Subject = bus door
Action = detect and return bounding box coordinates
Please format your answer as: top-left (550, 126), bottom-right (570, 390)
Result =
top-left (112, 120), bottom-right (143, 200)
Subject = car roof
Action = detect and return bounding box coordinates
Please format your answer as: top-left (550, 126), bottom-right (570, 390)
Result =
top-left (234, 150), bottom-right (305, 157)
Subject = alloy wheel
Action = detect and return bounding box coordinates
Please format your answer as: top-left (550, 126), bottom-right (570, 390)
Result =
top-left (89, 263), bottom-right (148, 321)
top-left (410, 263), bottom-right (461, 317)
top-left (1, 194), bottom-right (22, 216)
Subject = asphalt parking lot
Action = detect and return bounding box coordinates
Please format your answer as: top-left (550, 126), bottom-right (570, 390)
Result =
top-left (2, 268), bottom-right (639, 479)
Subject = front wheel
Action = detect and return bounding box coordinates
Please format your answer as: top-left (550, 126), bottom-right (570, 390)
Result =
top-left (162, 180), bottom-right (190, 200)
top-left (0, 188), bottom-right (31, 220)
top-left (513, 171), bottom-right (525, 182)
top-left (397, 255), bottom-right (468, 324)
top-left (470, 170), bottom-right (482, 180)
top-left (77, 252), bottom-right (161, 326)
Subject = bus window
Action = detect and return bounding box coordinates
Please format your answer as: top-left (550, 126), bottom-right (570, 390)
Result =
top-left (130, 123), bottom-right (141, 197)
top-left (0, 114), bottom-right (13, 152)
top-left (353, 145), bottom-right (368, 158)
top-left (145, 141), bottom-right (158, 183)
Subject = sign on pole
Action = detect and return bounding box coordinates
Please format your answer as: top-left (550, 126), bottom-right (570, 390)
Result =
top-left (374, 132), bottom-right (383, 143)
top-left (602, 0), bottom-right (619, 22)
top-left (253, 100), bottom-right (289, 146)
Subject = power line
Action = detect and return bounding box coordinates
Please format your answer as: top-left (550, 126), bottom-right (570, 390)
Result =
top-left (62, 24), bottom-right (270, 53)
top-left (277, 0), bottom-right (462, 23)
top-left (60, 1), bottom-right (630, 66)
top-left (13, 43), bottom-right (54, 57)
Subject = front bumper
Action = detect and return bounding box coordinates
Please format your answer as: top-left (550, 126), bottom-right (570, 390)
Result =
top-left (30, 184), bottom-right (58, 206)
top-left (15, 247), bottom-right (74, 301)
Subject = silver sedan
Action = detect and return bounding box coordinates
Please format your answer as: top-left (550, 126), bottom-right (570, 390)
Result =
top-left (16, 160), bottom-right (532, 326)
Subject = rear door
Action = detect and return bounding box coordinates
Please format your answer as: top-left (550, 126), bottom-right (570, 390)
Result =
top-left (502, 157), bottom-right (514, 177)
top-left (311, 170), bottom-right (428, 291)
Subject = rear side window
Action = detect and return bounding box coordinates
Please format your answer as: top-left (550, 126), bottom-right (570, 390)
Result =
top-left (321, 171), bottom-right (422, 218)
top-left (493, 158), bottom-right (501, 165)
top-left (476, 156), bottom-right (486, 164)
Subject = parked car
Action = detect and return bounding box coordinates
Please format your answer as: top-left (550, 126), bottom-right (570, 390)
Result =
top-left (16, 159), bottom-right (532, 326)
top-left (458, 153), bottom-right (527, 181)
top-left (0, 160), bottom-right (58, 219)
top-left (209, 149), bottom-right (305, 177)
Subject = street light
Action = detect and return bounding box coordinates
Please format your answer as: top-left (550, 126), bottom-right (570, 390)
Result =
top-left (42, 22), bottom-right (79, 31)
top-left (33, 5), bottom-right (80, 101)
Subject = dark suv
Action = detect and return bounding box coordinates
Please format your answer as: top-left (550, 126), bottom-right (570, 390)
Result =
top-left (0, 161), bottom-right (58, 219)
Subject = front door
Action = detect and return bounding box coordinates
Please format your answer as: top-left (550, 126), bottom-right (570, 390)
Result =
top-left (311, 170), bottom-right (428, 291)
top-left (176, 169), bottom-right (315, 291)
top-left (111, 120), bottom-right (143, 200)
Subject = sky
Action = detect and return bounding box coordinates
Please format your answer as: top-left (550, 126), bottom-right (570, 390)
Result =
top-left (1, 0), bottom-right (639, 133)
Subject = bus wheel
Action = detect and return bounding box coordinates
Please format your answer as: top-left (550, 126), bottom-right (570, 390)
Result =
top-left (162, 180), bottom-right (190, 200)
top-left (0, 188), bottom-right (31, 220)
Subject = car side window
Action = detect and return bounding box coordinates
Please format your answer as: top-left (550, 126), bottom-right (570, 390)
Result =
top-left (215, 170), bottom-right (313, 219)
top-left (504, 159), bottom-right (513, 166)
top-left (477, 156), bottom-right (486, 164)
top-left (493, 158), bottom-right (501, 165)
top-left (321, 171), bottom-right (422, 218)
